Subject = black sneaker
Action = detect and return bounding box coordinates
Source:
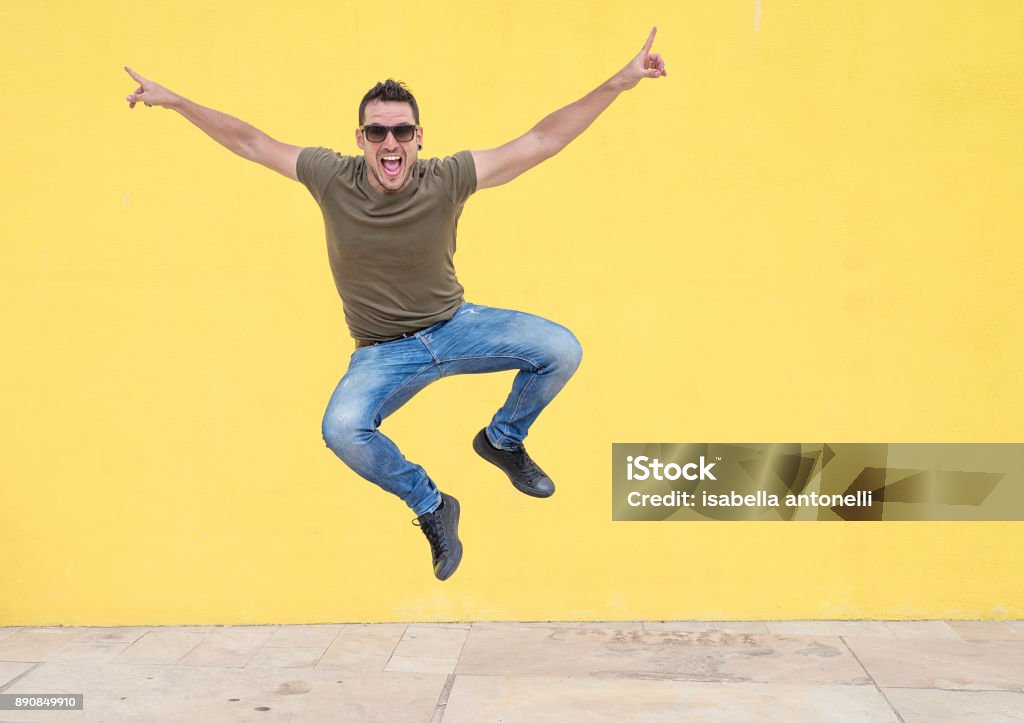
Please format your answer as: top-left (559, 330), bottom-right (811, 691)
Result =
top-left (413, 492), bottom-right (463, 581)
top-left (472, 428), bottom-right (555, 498)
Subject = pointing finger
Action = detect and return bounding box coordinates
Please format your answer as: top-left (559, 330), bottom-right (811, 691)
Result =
top-left (124, 66), bottom-right (145, 84)
top-left (641, 26), bottom-right (657, 55)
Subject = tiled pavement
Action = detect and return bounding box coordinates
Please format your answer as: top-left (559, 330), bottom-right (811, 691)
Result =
top-left (0, 621), bottom-right (1022, 721)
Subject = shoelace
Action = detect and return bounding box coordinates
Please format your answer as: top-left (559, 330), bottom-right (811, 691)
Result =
top-left (413, 513), bottom-right (449, 560)
top-left (511, 448), bottom-right (547, 482)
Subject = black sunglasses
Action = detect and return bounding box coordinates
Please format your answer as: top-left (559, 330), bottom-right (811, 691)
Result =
top-left (361, 123), bottom-right (418, 143)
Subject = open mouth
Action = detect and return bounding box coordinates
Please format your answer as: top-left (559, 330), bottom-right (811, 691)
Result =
top-left (381, 154), bottom-right (403, 178)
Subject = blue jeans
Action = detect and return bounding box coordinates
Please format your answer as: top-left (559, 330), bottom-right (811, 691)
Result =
top-left (321, 302), bottom-right (583, 516)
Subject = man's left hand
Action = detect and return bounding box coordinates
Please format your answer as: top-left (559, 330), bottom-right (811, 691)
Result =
top-left (617, 27), bottom-right (668, 91)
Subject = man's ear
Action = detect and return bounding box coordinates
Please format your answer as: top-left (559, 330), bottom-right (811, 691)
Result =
top-left (416, 127), bottom-right (423, 151)
top-left (355, 128), bottom-right (365, 151)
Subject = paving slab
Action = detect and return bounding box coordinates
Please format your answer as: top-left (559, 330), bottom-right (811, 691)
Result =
top-left (766, 621), bottom-right (835, 636)
top-left (708, 618), bottom-right (770, 630)
top-left (0, 629), bottom-right (83, 663)
top-left (177, 628), bottom-right (275, 668)
top-left (948, 621), bottom-right (1023, 642)
top-left (70, 628), bottom-right (150, 644)
top-left (705, 622), bottom-right (770, 635)
top-left (245, 646), bottom-right (327, 669)
top-left (385, 656), bottom-right (458, 674)
top-left (885, 621), bottom-right (960, 640)
top-left (884, 687), bottom-right (1024, 722)
top-left (0, 629), bottom-right (23, 644)
top-left (846, 637), bottom-right (1024, 691)
top-left (457, 628), bottom-right (871, 685)
top-left (317, 624), bottom-right (406, 672)
top-left (3, 661), bottom-right (445, 723)
top-left (111, 631), bottom-right (208, 666)
top-left (264, 625), bottom-right (346, 648)
top-left (0, 660), bottom-right (35, 687)
top-left (393, 626), bottom-right (468, 659)
top-left (825, 621), bottom-right (896, 639)
top-left (45, 643), bottom-right (132, 665)
top-left (444, 676), bottom-right (898, 722)
top-left (642, 622), bottom-right (708, 632)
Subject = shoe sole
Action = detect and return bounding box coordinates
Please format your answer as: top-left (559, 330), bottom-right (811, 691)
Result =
top-left (472, 432), bottom-right (555, 498)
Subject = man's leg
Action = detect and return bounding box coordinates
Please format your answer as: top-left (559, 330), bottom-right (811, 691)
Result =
top-left (417, 302), bottom-right (583, 493)
top-left (320, 338), bottom-right (443, 516)
top-left (321, 337), bottom-right (463, 580)
top-left (421, 302), bottom-right (583, 444)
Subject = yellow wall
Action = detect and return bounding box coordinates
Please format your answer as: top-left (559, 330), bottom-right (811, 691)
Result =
top-left (3, 1), bottom-right (1023, 625)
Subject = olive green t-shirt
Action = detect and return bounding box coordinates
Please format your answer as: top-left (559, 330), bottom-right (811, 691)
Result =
top-left (296, 147), bottom-right (477, 342)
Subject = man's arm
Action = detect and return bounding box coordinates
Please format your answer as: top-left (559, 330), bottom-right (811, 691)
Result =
top-left (471, 27), bottom-right (667, 191)
top-left (124, 67), bottom-right (302, 181)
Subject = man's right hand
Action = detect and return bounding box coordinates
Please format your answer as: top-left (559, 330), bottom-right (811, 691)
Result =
top-left (124, 67), bottom-right (178, 109)
top-left (123, 66), bottom-right (301, 181)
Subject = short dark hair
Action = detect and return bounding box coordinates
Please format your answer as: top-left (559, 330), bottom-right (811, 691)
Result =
top-left (358, 79), bottom-right (420, 125)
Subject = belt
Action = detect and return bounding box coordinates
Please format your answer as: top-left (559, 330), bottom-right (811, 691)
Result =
top-left (354, 331), bottom-right (415, 350)
top-left (353, 311), bottom-right (462, 349)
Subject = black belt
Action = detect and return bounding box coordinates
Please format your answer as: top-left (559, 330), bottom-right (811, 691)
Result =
top-left (354, 331), bottom-right (415, 349)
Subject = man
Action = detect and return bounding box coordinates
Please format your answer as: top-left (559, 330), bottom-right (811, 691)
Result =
top-left (125, 29), bottom-right (667, 581)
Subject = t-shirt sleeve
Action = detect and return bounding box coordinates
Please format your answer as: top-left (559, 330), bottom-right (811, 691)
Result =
top-left (439, 150), bottom-right (477, 205)
top-left (296, 146), bottom-right (344, 203)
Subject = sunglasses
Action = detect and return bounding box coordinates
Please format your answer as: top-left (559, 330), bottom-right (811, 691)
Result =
top-left (361, 123), bottom-right (418, 143)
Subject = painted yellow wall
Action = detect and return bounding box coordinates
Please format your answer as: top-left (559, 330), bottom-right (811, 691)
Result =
top-left (2, 1), bottom-right (1022, 625)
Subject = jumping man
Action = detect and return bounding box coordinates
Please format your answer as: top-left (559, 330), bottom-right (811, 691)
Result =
top-left (125, 28), bottom-right (667, 580)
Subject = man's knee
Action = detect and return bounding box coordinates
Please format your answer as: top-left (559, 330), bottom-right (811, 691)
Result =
top-left (321, 407), bottom-right (375, 460)
top-left (548, 326), bottom-right (583, 376)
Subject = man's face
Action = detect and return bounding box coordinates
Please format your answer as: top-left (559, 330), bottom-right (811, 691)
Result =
top-left (356, 99), bottom-right (423, 194)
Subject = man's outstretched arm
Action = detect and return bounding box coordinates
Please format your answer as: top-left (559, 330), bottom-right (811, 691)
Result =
top-left (124, 67), bottom-right (302, 181)
top-left (471, 27), bottom-right (667, 191)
